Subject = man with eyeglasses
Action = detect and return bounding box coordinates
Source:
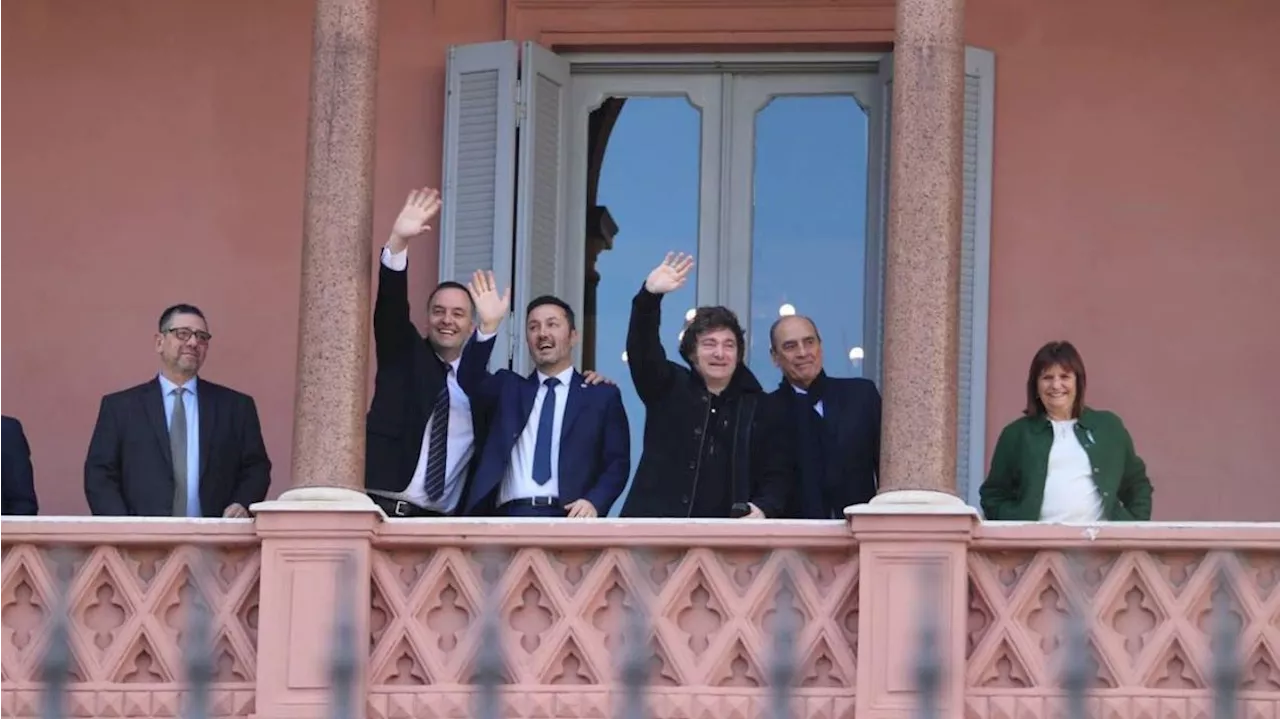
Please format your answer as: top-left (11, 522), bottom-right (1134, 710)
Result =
top-left (84, 304), bottom-right (272, 517)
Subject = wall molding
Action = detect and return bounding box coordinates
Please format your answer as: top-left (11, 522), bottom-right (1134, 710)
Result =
top-left (505, 0), bottom-right (896, 48)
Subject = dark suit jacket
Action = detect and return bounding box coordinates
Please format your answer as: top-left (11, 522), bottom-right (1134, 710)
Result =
top-left (365, 262), bottom-right (487, 504)
top-left (457, 333), bottom-right (630, 515)
top-left (2, 416), bottom-right (39, 515)
top-left (772, 374), bottom-right (881, 519)
top-left (84, 379), bottom-right (271, 517)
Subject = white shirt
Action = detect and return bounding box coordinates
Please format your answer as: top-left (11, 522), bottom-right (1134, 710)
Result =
top-left (791, 384), bottom-right (824, 417)
top-left (367, 246), bottom-right (475, 513)
top-left (499, 366), bottom-right (574, 505)
top-left (158, 374), bottom-right (201, 517)
top-left (1039, 419), bottom-right (1104, 523)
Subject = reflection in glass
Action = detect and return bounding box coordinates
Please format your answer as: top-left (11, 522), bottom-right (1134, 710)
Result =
top-left (748, 96), bottom-right (868, 390)
top-left (590, 96), bottom-right (701, 514)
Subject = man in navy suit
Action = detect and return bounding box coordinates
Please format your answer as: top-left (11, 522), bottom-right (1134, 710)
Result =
top-left (769, 315), bottom-right (881, 519)
top-left (2, 416), bottom-right (39, 515)
top-left (457, 270), bottom-right (630, 518)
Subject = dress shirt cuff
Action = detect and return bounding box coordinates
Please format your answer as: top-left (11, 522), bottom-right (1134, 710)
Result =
top-left (381, 246), bottom-right (408, 271)
top-left (475, 329), bottom-right (498, 342)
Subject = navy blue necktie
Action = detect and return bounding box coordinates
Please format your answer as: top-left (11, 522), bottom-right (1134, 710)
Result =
top-left (423, 368), bottom-right (451, 501)
top-left (531, 377), bottom-right (560, 485)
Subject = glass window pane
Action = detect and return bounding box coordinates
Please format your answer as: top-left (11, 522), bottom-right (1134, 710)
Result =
top-left (589, 96), bottom-right (701, 514)
top-left (747, 95), bottom-right (869, 389)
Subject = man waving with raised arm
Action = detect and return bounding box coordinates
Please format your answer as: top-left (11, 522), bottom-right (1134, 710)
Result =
top-left (456, 270), bottom-right (631, 518)
top-left (365, 188), bottom-right (486, 518)
top-left (620, 252), bottom-right (792, 519)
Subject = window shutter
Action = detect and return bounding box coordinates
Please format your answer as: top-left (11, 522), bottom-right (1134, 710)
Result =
top-left (512, 42), bottom-right (571, 375)
top-left (440, 41), bottom-right (519, 370)
top-left (957, 47), bottom-right (996, 508)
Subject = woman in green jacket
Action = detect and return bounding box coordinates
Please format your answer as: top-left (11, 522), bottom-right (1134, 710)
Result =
top-left (980, 341), bottom-right (1153, 522)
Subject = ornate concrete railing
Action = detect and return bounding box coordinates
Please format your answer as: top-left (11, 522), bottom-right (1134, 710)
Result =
top-left (2, 514), bottom-right (1277, 719)
top-left (367, 521), bottom-right (860, 718)
top-left (966, 524), bottom-right (1280, 718)
top-left (1, 521), bottom-right (260, 718)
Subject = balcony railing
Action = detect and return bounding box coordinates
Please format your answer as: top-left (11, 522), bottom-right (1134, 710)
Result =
top-left (2, 516), bottom-right (1277, 718)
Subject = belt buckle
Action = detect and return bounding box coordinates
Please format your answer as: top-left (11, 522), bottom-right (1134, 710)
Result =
top-left (531, 496), bottom-right (554, 507)
top-left (393, 500), bottom-right (410, 517)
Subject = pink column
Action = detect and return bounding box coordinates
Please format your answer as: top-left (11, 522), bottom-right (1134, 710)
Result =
top-left (251, 2), bottom-right (382, 717)
top-left (848, 0), bottom-right (976, 714)
top-left (285, 0), bottom-right (379, 498)
top-left (877, 0), bottom-right (967, 499)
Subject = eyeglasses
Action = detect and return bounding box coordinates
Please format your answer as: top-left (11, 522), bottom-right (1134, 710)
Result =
top-left (165, 328), bottom-right (212, 344)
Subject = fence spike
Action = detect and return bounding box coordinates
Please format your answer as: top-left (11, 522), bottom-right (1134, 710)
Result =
top-left (328, 552), bottom-right (358, 719)
top-left (619, 550), bottom-right (652, 719)
top-left (1211, 563), bottom-right (1240, 719)
top-left (914, 563), bottom-right (942, 719)
top-left (40, 548), bottom-right (74, 719)
top-left (768, 556), bottom-right (798, 719)
top-left (1060, 552), bottom-right (1090, 719)
top-left (182, 548), bottom-right (214, 719)
top-left (474, 549), bottom-right (507, 719)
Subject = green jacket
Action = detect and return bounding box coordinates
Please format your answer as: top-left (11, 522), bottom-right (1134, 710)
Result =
top-left (979, 408), bottom-right (1153, 521)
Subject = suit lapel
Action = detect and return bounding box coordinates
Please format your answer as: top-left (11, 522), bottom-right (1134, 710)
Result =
top-left (198, 382), bottom-right (215, 481)
top-left (560, 372), bottom-right (586, 441)
top-left (141, 380), bottom-right (174, 468)
top-left (518, 374), bottom-right (539, 432)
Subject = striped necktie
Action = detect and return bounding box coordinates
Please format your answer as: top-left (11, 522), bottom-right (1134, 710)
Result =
top-left (423, 369), bottom-right (451, 501)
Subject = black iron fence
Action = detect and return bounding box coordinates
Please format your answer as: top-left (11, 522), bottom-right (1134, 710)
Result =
top-left (28, 548), bottom-right (1249, 719)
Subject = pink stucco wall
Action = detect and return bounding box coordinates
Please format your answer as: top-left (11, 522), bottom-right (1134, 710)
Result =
top-left (3, 0), bottom-right (1277, 519)
top-left (966, 0), bottom-right (1280, 520)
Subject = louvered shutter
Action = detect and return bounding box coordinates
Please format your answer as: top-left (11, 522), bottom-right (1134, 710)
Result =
top-left (512, 42), bottom-right (571, 375)
top-left (957, 47), bottom-right (996, 508)
top-left (440, 41), bottom-right (519, 370)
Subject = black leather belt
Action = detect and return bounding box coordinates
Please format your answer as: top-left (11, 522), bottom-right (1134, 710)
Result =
top-left (369, 494), bottom-right (444, 518)
top-left (502, 496), bottom-right (560, 508)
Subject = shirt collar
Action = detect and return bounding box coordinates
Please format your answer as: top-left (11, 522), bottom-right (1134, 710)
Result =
top-left (158, 374), bottom-right (198, 395)
top-left (536, 366), bottom-right (575, 387)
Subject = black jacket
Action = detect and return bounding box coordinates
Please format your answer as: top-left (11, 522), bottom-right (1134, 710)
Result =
top-left (772, 373), bottom-right (881, 518)
top-left (619, 287), bottom-right (791, 518)
top-left (2, 416), bottom-right (39, 515)
top-left (364, 262), bottom-right (487, 503)
top-left (84, 379), bottom-right (271, 517)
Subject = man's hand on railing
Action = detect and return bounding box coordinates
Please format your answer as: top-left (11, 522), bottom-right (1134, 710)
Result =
top-left (564, 499), bottom-right (598, 518)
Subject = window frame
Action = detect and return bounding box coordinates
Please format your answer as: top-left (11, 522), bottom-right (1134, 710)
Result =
top-left (564, 52), bottom-right (887, 375)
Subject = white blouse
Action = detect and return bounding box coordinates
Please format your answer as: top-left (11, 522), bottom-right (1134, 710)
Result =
top-left (1039, 419), bottom-right (1104, 523)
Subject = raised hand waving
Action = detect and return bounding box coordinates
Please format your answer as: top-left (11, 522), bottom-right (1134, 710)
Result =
top-left (467, 270), bottom-right (511, 334)
top-left (391, 188), bottom-right (442, 240)
top-left (644, 252), bottom-right (695, 295)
